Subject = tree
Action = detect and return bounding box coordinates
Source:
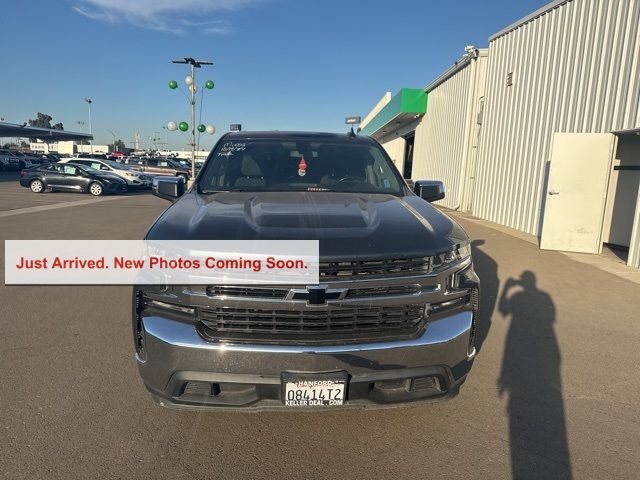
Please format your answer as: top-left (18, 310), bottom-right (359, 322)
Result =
top-left (28, 113), bottom-right (52, 129)
top-left (27, 113), bottom-right (64, 131)
top-left (110, 139), bottom-right (126, 152)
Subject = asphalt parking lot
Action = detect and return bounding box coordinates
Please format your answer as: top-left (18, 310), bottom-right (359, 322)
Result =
top-left (1, 171), bottom-right (638, 480)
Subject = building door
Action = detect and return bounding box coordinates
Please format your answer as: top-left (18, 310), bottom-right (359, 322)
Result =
top-left (402, 133), bottom-right (415, 179)
top-left (540, 133), bottom-right (616, 254)
top-left (602, 134), bottom-right (640, 249)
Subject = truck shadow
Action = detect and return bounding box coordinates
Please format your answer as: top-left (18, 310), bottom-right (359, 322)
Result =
top-left (498, 271), bottom-right (572, 479)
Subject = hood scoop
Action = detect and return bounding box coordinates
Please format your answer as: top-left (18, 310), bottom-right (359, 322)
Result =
top-left (243, 193), bottom-right (379, 229)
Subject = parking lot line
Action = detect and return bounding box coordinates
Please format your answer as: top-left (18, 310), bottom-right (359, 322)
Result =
top-left (0, 196), bottom-right (127, 218)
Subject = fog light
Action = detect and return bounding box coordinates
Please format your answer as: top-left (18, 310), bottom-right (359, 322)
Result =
top-left (374, 379), bottom-right (411, 391)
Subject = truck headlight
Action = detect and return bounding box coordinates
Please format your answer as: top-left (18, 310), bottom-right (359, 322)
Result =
top-left (433, 244), bottom-right (471, 271)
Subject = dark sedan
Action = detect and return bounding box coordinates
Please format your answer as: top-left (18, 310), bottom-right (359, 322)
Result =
top-left (19, 162), bottom-right (127, 196)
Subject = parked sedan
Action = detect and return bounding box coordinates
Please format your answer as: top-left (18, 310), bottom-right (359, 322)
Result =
top-left (59, 158), bottom-right (153, 189)
top-left (19, 162), bottom-right (127, 196)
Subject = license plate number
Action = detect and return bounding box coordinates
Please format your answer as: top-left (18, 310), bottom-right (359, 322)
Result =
top-left (282, 373), bottom-right (347, 407)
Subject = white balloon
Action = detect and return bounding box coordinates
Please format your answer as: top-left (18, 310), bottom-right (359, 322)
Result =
top-left (167, 121), bottom-right (177, 131)
top-left (206, 125), bottom-right (216, 135)
top-left (185, 75), bottom-right (193, 86)
top-left (189, 85), bottom-right (198, 93)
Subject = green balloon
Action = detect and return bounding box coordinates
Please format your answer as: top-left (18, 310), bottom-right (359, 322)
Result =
top-left (205, 80), bottom-right (215, 89)
top-left (168, 80), bottom-right (178, 89)
top-left (178, 121), bottom-right (189, 132)
top-left (197, 124), bottom-right (206, 133)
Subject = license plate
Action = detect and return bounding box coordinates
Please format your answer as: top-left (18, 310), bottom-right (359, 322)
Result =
top-left (282, 372), bottom-right (348, 407)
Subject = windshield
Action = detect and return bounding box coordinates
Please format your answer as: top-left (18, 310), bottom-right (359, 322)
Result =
top-left (104, 159), bottom-right (131, 171)
top-left (74, 164), bottom-right (101, 174)
top-left (167, 159), bottom-right (185, 168)
top-left (199, 139), bottom-right (403, 195)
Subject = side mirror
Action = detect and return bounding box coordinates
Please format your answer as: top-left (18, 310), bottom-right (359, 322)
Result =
top-left (152, 177), bottom-right (185, 202)
top-left (414, 180), bottom-right (445, 202)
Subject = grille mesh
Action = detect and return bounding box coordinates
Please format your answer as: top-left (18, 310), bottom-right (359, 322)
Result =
top-left (320, 257), bottom-right (432, 278)
top-left (200, 304), bottom-right (425, 340)
top-left (206, 286), bottom-right (289, 299)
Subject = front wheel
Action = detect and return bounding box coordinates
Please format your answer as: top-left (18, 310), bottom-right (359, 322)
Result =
top-left (177, 173), bottom-right (188, 184)
top-left (30, 179), bottom-right (45, 193)
top-left (88, 182), bottom-right (104, 196)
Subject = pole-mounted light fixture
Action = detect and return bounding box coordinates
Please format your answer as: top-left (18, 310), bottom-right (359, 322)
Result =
top-left (167, 57), bottom-right (215, 180)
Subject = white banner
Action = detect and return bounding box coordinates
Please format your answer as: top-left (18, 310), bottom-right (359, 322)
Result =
top-left (4, 240), bottom-right (319, 285)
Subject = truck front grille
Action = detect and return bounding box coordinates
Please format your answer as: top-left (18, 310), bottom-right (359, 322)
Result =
top-left (319, 257), bottom-right (432, 278)
top-left (206, 286), bottom-right (290, 299)
top-left (199, 304), bottom-right (426, 344)
top-left (201, 284), bottom-right (422, 300)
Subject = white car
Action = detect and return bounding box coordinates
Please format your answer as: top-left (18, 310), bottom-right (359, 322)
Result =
top-left (59, 158), bottom-right (153, 189)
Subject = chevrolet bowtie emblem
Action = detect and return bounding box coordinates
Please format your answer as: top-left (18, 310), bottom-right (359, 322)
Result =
top-left (287, 285), bottom-right (348, 305)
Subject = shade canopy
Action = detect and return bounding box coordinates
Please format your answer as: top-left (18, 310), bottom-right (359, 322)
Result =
top-left (0, 122), bottom-right (93, 142)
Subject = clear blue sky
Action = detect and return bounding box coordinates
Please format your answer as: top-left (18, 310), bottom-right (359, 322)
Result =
top-left (2, 0), bottom-right (546, 150)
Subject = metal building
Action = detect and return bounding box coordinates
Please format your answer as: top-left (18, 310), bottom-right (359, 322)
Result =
top-left (474, 0), bottom-right (640, 267)
top-left (360, 0), bottom-right (640, 269)
top-left (359, 50), bottom-right (487, 211)
top-left (413, 49), bottom-right (487, 211)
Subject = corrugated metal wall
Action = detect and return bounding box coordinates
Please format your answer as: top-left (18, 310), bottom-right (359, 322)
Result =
top-left (630, 187), bottom-right (640, 268)
top-left (412, 53), bottom-right (487, 210)
top-left (379, 136), bottom-right (406, 172)
top-left (473, 0), bottom-right (640, 236)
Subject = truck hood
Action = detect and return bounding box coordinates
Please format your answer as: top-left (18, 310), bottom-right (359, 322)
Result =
top-left (145, 192), bottom-right (468, 259)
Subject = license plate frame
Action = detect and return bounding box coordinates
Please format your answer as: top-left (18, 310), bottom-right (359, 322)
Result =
top-left (281, 371), bottom-right (349, 407)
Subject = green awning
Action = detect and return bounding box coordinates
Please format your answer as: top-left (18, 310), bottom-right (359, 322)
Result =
top-left (359, 88), bottom-right (427, 138)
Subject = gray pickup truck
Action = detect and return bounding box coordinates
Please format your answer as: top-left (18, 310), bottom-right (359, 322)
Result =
top-left (134, 131), bottom-right (479, 410)
top-left (123, 157), bottom-right (191, 182)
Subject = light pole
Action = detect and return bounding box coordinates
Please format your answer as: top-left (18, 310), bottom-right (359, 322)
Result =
top-left (162, 126), bottom-right (170, 152)
top-left (84, 98), bottom-right (93, 154)
top-left (169, 57), bottom-right (214, 179)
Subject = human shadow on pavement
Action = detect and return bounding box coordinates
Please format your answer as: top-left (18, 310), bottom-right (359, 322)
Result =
top-left (470, 239), bottom-right (498, 353)
top-left (498, 271), bottom-right (572, 479)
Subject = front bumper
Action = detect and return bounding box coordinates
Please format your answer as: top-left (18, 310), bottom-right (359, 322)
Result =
top-left (136, 310), bottom-right (476, 411)
top-left (124, 176), bottom-right (153, 187)
top-left (103, 182), bottom-right (128, 193)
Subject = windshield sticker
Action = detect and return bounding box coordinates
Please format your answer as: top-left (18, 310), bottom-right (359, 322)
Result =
top-left (298, 156), bottom-right (307, 177)
top-left (217, 142), bottom-right (247, 157)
